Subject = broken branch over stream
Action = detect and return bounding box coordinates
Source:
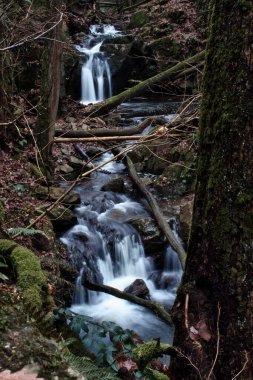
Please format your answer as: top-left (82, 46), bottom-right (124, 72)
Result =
top-left (127, 156), bottom-right (187, 269)
top-left (82, 278), bottom-right (173, 326)
top-left (85, 50), bottom-right (205, 116)
top-left (55, 117), bottom-right (164, 138)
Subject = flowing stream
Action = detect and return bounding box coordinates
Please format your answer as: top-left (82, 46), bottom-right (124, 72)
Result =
top-left (62, 24), bottom-right (183, 342)
top-left (76, 25), bottom-right (121, 104)
top-left (61, 152), bottom-right (182, 342)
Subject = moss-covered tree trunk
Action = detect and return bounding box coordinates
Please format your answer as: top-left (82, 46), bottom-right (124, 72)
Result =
top-left (172, 1), bottom-right (253, 379)
top-left (36, 1), bottom-right (63, 178)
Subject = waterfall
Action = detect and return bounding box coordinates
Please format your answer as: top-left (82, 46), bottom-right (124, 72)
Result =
top-left (76, 25), bottom-right (120, 105)
top-left (61, 153), bottom-right (183, 341)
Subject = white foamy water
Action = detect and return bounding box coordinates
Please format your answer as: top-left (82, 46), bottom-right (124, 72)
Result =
top-left (76, 25), bottom-right (123, 105)
top-left (61, 152), bottom-right (182, 342)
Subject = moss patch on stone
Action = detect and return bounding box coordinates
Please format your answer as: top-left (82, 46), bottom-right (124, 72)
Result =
top-left (0, 241), bottom-right (49, 314)
top-left (132, 341), bottom-right (171, 370)
top-left (0, 239), bottom-right (17, 254)
top-left (129, 11), bottom-right (148, 28)
top-left (147, 368), bottom-right (170, 380)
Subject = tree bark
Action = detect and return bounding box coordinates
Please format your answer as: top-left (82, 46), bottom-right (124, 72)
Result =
top-left (82, 278), bottom-right (173, 326)
top-left (127, 157), bottom-right (187, 269)
top-left (55, 117), bottom-right (164, 138)
top-left (85, 51), bottom-right (205, 116)
top-left (172, 1), bottom-right (253, 379)
top-left (36, 2), bottom-right (63, 178)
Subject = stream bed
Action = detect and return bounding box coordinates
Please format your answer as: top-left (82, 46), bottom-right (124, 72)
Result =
top-left (61, 23), bottom-right (183, 344)
top-left (60, 151), bottom-right (182, 342)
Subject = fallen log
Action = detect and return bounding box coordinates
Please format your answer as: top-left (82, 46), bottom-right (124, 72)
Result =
top-left (85, 50), bottom-right (205, 116)
top-left (127, 156), bottom-right (187, 269)
top-left (55, 117), bottom-right (164, 138)
top-left (82, 277), bottom-right (173, 326)
top-left (54, 134), bottom-right (157, 143)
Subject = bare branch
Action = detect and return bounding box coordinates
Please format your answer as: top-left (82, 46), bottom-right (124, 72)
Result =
top-left (0, 12), bottom-right (64, 52)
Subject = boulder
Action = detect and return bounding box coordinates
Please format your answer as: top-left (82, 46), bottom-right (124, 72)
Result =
top-left (59, 164), bottom-right (74, 174)
top-left (49, 187), bottom-right (80, 205)
top-left (124, 279), bottom-right (150, 300)
top-left (101, 177), bottom-right (125, 193)
top-left (131, 217), bottom-right (166, 255)
top-left (47, 205), bottom-right (77, 235)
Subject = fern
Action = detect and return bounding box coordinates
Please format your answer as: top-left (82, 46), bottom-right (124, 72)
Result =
top-left (7, 227), bottom-right (47, 237)
top-left (63, 352), bottom-right (119, 380)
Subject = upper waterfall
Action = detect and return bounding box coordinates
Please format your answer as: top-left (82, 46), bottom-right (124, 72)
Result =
top-left (75, 25), bottom-right (122, 105)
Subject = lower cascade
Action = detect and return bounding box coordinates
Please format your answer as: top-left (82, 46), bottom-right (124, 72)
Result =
top-left (61, 152), bottom-right (183, 342)
top-left (76, 25), bottom-right (120, 104)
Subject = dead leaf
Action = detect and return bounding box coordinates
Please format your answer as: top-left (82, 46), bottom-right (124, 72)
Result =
top-left (196, 320), bottom-right (212, 341)
top-left (189, 325), bottom-right (200, 341)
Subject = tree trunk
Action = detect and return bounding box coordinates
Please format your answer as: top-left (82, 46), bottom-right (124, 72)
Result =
top-left (85, 51), bottom-right (205, 116)
top-left (36, 2), bottom-right (63, 178)
top-left (172, 2), bottom-right (253, 379)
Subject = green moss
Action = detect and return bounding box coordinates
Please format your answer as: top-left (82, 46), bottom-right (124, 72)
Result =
top-left (10, 246), bottom-right (47, 313)
top-left (11, 246), bottom-right (42, 273)
top-left (129, 11), bottom-right (148, 28)
top-left (0, 239), bottom-right (17, 254)
top-left (147, 368), bottom-right (170, 380)
top-left (23, 286), bottom-right (43, 312)
top-left (0, 200), bottom-right (5, 223)
top-left (18, 270), bottom-right (46, 290)
top-left (148, 36), bottom-right (182, 59)
top-left (29, 162), bottom-right (44, 181)
top-left (132, 341), bottom-right (171, 370)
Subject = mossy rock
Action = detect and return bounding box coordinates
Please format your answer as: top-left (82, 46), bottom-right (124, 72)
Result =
top-left (0, 239), bottom-right (17, 254)
top-left (148, 36), bottom-right (182, 59)
top-left (129, 11), bottom-right (148, 28)
top-left (132, 341), bottom-right (171, 370)
top-left (29, 162), bottom-right (45, 182)
top-left (23, 286), bottom-right (43, 312)
top-left (147, 368), bottom-right (170, 380)
top-left (10, 245), bottom-right (47, 313)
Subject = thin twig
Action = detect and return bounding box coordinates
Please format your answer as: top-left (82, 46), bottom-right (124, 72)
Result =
top-left (185, 293), bottom-right (189, 330)
top-left (0, 12), bottom-right (63, 52)
top-left (174, 347), bottom-right (203, 380)
top-left (207, 303), bottom-right (221, 380)
top-left (231, 351), bottom-right (249, 380)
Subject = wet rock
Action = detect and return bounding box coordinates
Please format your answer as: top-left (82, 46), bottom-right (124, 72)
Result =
top-left (86, 146), bottom-right (105, 158)
top-left (124, 279), bottom-right (150, 300)
top-left (49, 187), bottom-right (80, 205)
top-left (101, 177), bottom-right (125, 193)
top-left (30, 230), bottom-right (52, 252)
top-left (131, 217), bottom-right (166, 255)
top-left (129, 11), bottom-right (149, 28)
top-left (81, 264), bottom-right (103, 286)
top-left (102, 43), bottom-right (132, 75)
top-left (47, 206), bottom-right (77, 235)
top-left (59, 164), bottom-right (74, 174)
top-left (148, 271), bottom-right (176, 289)
top-left (67, 156), bottom-right (85, 171)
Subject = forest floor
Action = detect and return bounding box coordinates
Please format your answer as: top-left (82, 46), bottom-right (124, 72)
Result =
top-left (0, 0), bottom-right (204, 378)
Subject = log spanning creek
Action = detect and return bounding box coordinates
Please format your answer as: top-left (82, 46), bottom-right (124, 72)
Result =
top-left (61, 24), bottom-right (183, 343)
